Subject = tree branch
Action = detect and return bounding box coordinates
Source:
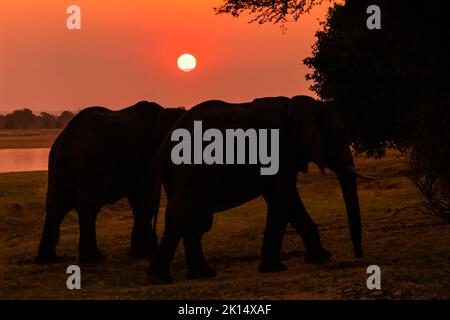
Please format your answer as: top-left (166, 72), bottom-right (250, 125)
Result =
top-left (214, 0), bottom-right (328, 26)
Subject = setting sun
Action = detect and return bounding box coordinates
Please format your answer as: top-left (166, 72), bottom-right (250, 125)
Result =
top-left (177, 53), bottom-right (197, 72)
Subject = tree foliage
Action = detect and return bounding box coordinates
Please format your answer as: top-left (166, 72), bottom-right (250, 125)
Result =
top-left (214, 0), bottom-right (326, 26)
top-left (0, 109), bottom-right (74, 129)
top-left (303, 0), bottom-right (450, 218)
top-left (217, 0), bottom-right (450, 219)
top-left (304, 1), bottom-right (448, 156)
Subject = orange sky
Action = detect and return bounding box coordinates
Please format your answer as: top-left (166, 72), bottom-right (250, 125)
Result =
top-left (0, 0), bottom-right (329, 113)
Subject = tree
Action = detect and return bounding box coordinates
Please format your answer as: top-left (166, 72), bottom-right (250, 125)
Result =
top-left (4, 108), bottom-right (38, 129)
top-left (58, 111), bottom-right (75, 126)
top-left (303, 1), bottom-right (450, 156)
top-left (4, 118), bottom-right (16, 129)
top-left (303, 0), bottom-right (449, 219)
top-left (216, 0), bottom-right (450, 219)
top-left (0, 109), bottom-right (75, 129)
top-left (40, 112), bottom-right (57, 129)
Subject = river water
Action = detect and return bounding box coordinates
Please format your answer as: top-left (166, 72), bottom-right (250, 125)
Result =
top-left (0, 148), bottom-right (50, 173)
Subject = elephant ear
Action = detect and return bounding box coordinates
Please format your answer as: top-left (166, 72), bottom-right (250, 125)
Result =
top-left (288, 96), bottom-right (324, 167)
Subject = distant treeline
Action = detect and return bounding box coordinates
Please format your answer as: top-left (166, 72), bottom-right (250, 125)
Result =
top-left (0, 109), bottom-right (75, 129)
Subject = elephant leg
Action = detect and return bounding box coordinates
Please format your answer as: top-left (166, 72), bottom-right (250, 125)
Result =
top-left (288, 192), bottom-right (331, 264)
top-left (184, 215), bottom-right (216, 279)
top-left (147, 202), bottom-right (183, 284)
top-left (36, 214), bottom-right (59, 264)
top-left (128, 194), bottom-right (157, 259)
top-left (146, 226), bottom-right (180, 285)
top-left (258, 207), bottom-right (288, 273)
top-left (36, 208), bottom-right (66, 264)
top-left (77, 208), bottom-right (105, 263)
top-left (36, 197), bottom-right (71, 264)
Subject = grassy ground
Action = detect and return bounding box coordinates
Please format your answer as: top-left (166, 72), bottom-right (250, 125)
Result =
top-left (0, 152), bottom-right (449, 299)
top-left (0, 129), bottom-right (60, 149)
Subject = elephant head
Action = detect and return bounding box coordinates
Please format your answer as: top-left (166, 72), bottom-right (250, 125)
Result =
top-left (288, 95), bottom-right (363, 258)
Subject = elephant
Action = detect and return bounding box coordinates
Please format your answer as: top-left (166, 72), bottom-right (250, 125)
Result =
top-left (35, 101), bottom-right (185, 264)
top-left (147, 95), bottom-right (362, 284)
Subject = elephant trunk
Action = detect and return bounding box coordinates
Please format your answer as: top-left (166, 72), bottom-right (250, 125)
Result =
top-left (336, 167), bottom-right (363, 258)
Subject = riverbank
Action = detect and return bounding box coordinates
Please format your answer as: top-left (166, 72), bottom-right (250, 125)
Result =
top-left (1, 152), bottom-right (449, 299)
top-left (0, 129), bottom-right (60, 149)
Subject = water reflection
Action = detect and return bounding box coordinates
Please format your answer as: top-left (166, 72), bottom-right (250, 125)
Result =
top-left (0, 148), bottom-right (49, 173)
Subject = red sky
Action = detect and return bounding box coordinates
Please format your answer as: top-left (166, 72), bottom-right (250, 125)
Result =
top-left (0, 0), bottom-right (329, 113)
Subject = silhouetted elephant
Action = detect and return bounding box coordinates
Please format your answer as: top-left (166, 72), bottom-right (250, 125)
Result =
top-left (147, 96), bottom-right (362, 284)
top-left (35, 101), bottom-right (185, 264)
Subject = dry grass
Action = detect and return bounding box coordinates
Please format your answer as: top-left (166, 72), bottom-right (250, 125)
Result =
top-left (0, 129), bottom-right (60, 149)
top-left (0, 151), bottom-right (449, 299)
